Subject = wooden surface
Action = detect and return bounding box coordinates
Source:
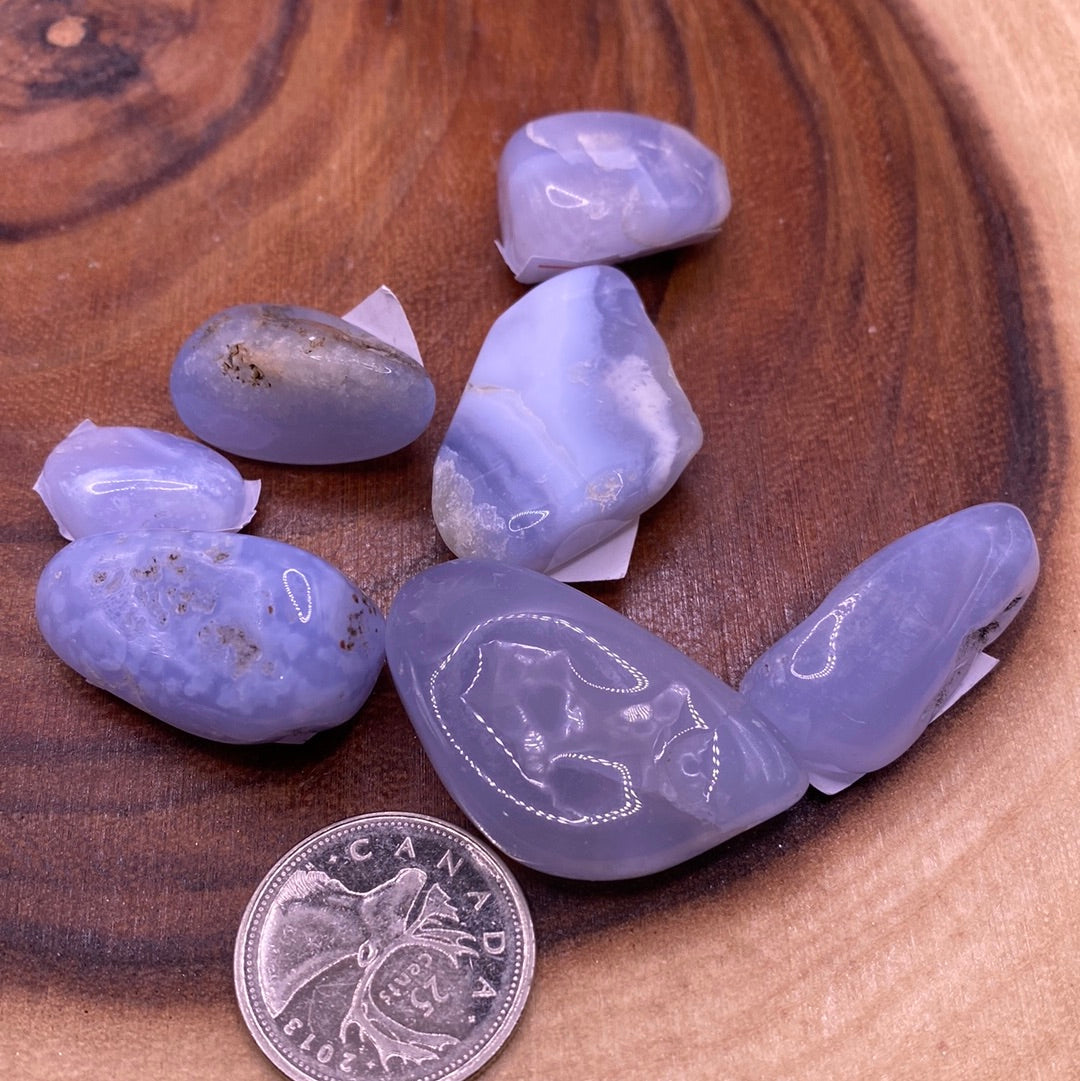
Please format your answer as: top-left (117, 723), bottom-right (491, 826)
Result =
top-left (1, 1), bottom-right (1077, 1078)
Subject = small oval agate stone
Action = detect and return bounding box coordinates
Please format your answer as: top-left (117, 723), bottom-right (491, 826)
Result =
top-left (386, 559), bottom-right (808, 880)
top-left (497, 111), bottom-right (731, 283)
top-left (170, 304), bottom-right (435, 464)
top-left (740, 503), bottom-right (1040, 789)
top-left (432, 265), bottom-right (703, 575)
top-left (36, 530), bottom-right (385, 744)
top-left (33, 419), bottom-right (260, 540)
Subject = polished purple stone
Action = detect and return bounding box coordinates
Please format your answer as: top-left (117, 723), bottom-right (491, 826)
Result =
top-left (170, 304), bottom-right (435, 464)
top-left (432, 265), bottom-right (702, 574)
top-left (740, 503), bottom-right (1040, 789)
top-left (497, 111), bottom-right (731, 282)
top-left (33, 419), bottom-right (259, 540)
top-left (36, 530), bottom-right (385, 744)
top-left (386, 559), bottom-right (808, 880)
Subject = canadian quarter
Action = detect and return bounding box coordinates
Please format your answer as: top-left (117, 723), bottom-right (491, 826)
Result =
top-left (235, 812), bottom-right (535, 1081)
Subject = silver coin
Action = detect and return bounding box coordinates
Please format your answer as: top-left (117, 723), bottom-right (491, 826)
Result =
top-left (235, 812), bottom-right (535, 1081)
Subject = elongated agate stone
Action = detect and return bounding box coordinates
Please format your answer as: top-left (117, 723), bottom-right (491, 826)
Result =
top-left (388, 504), bottom-right (1038, 880)
top-left (36, 530), bottom-right (385, 744)
top-left (386, 559), bottom-right (808, 880)
top-left (33, 419), bottom-right (260, 540)
top-left (432, 265), bottom-right (702, 575)
top-left (170, 303), bottom-right (435, 464)
top-left (497, 111), bottom-right (731, 282)
top-left (740, 502), bottom-right (1040, 790)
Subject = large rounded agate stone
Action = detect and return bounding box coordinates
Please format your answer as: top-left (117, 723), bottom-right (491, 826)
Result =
top-left (386, 559), bottom-right (808, 880)
top-left (432, 265), bottom-right (703, 575)
top-left (33, 419), bottom-right (259, 540)
top-left (740, 503), bottom-right (1040, 790)
top-left (36, 530), bottom-right (385, 744)
top-left (170, 304), bottom-right (435, 464)
top-left (496, 111), bottom-right (731, 283)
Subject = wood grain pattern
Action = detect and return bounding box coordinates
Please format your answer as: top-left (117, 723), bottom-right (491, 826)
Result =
top-left (1, 1), bottom-right (1076, 1078)
top-left (0, 0), bottom-right (302, 238)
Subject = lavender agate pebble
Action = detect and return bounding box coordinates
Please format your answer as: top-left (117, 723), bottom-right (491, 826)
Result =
top-left (433, 265), bottom-right (702, 575)
top-left (33, 420), bottom-right (259, 540)
top-left (170, 304), bottom-right (435, 464)
top-left (386, 559), bottom-right (808, 880)
top-left (497, 111), bottom-right (731, 283)
top-left (740, 503), bottom-right (1040, 790)
top-left (35, 530), bottom-right (385, 744)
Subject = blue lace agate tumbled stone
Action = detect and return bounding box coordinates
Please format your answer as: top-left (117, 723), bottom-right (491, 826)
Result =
top-left (386, 559), bottom-right (808, 880)
top-left (36, 530), bottom-right (385, 744)
top-left (432, 265), bottom-right (702, 575)
top-left (33, 419), bottom-right (259, 540)
top-left (170, 304), bottom-right (435, 464)
top-left (497, 111), bottom-right (731, 282)
top-left (740, 503), bottom-right (1040, 790)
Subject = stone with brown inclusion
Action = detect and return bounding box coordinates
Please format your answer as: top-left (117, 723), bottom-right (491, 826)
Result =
top-left (170, 303), bottom-right (435, 465)
top-left (386, 559), bottom-right (808, 880)
top-left (740, 502), bottom-right (1040, 790)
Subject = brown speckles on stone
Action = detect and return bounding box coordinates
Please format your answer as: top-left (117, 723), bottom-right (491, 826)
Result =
top-left (166, 585), bottom-right (215, 616)
top-left (339, 604), bottom-right (370, 651)
top-left (221, 342), bottom-right (271, 388)
top-left (340, 621), bottom-right (359, 651)
top-left (198, 622), bottom-right (260, 673)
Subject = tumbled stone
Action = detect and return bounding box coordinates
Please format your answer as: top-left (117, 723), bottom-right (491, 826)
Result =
top-left (432, 265), bottom-right (702, 575)
top-left (386, 558), bottom-right (808, 880)
top-left (497, 111), bottom-right (731, 283)
top-left (33, 419), bottom-right (260, 540)
top-left (170, 303), bottom-right (435, 464)
top-left (740, 503), bottom-right (1040, 790)
top-left (36, 530), bottom-right (385, 744)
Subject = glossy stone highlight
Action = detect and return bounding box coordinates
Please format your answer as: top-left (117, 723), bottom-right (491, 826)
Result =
top-left (740, 503), bottom-right (1040, 789)
top-left (497, 111), bottom-right (731, 282)
top-left (36, 530), bottom-right (385, 744)
top-left (33, 419), bottom-right (260, 540)
top-left (386, 559), bottom-right (808, 880)
top-left (432, 265), bottom-right (702, 575)
top-left (170, 304), bottom-right (435, 464)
